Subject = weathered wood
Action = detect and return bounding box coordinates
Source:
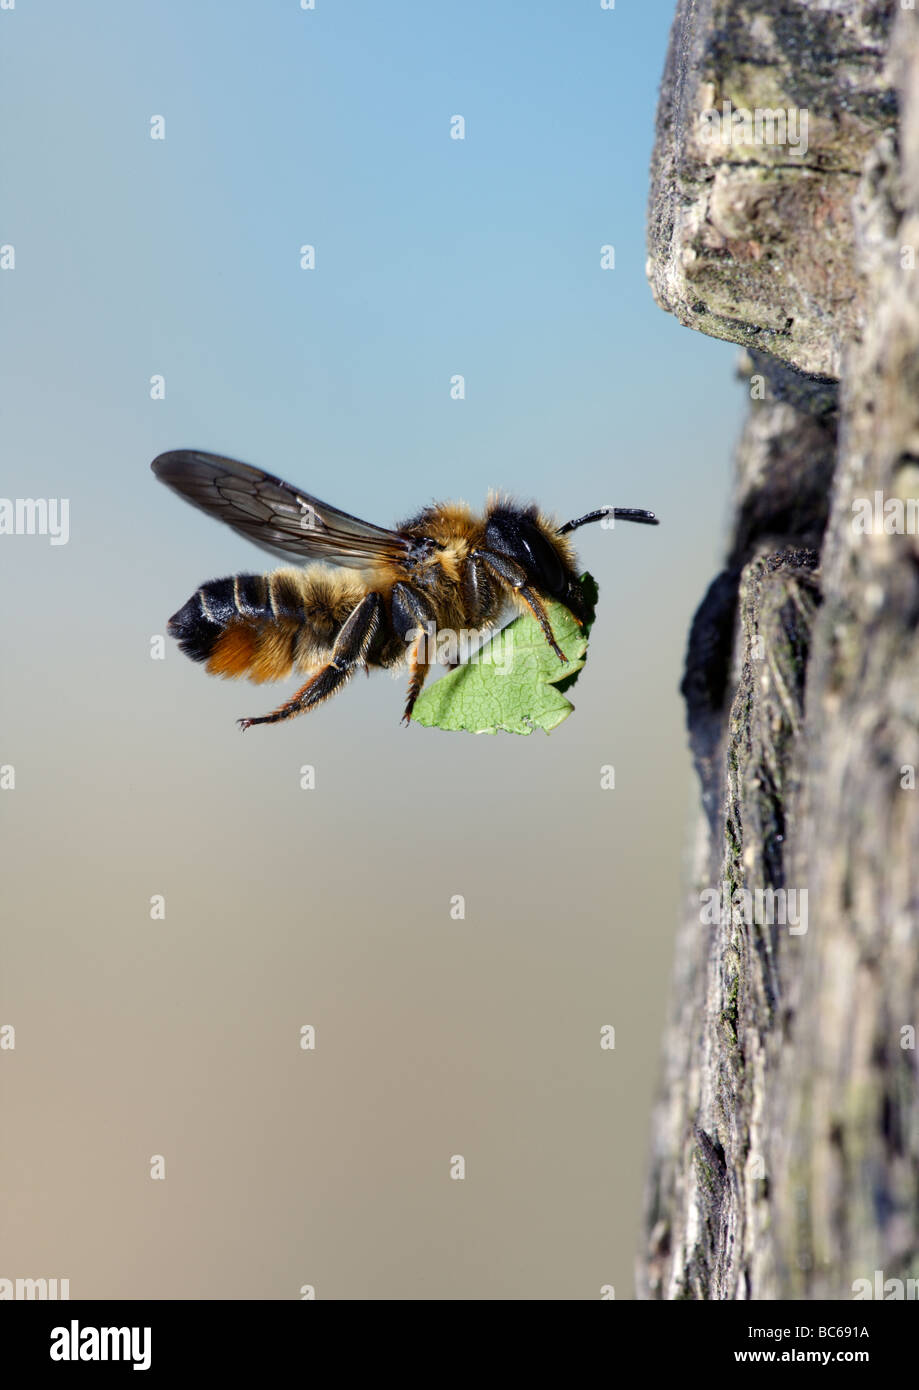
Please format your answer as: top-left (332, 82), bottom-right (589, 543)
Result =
top-left (647, 0), bottom-right (896, 377)
top-left (642, 2), bottom-right (919, 1300)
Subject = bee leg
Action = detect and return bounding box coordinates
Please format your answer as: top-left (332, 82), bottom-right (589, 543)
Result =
top-left (474, 550), bottom-right (567, 662)
top-left (391, 581), bottom-right (438, 724)
top-left (402, 635), bottom-right (431, 723)
top-left (462, 552), bottom-right (493, 627)
top-left (237, 592), bottom-right (383, 728)
top-left (513, 586), bottom-right (568, 661)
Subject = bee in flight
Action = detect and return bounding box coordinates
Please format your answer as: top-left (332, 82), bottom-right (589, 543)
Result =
top-left (152, 450), bottom-right (659, 729)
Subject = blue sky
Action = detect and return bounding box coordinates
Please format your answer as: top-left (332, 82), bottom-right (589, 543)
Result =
top-left (1, 1), bottom-right (746, 1300)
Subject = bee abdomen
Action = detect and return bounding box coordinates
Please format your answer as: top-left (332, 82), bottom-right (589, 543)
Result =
top-left (168, 573), bottom-right (305, 673)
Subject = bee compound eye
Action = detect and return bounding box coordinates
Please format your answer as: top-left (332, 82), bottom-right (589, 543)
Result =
top-left (485, 513), bottom-right (566, 595)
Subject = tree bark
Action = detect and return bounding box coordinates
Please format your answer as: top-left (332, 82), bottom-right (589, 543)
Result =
top-left (641, 0), bottom-right (919, 1300)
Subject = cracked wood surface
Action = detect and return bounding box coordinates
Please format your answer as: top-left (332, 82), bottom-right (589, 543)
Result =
top-left (642, 1), bottom-right (919, 1300)
top-left (647, 0), bottom-right (897, 376)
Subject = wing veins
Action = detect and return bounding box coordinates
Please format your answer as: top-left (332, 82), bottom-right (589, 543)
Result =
top-left (152, 449), bottom-right (411, 569)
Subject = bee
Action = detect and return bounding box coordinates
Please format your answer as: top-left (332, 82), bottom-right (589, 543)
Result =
top-left (152, 450), bottom-right (659, 729)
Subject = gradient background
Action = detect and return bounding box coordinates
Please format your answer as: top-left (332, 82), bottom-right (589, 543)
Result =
top-left (1, 1), bottom-right (742, 1299)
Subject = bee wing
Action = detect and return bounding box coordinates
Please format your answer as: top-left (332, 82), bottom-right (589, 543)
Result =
top-left (151, 450), bottom-right (411, 568)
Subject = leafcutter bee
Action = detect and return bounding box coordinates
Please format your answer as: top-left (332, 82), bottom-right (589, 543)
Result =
top-left (152, 450), bottom-right (659, 728)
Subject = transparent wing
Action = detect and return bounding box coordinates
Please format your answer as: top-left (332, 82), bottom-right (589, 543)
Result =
top-left (151, 450), bottom-right (410, 568)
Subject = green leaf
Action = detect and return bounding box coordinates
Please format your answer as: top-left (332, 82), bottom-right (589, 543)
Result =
top-left (410, 573), bottom-right (599, 735)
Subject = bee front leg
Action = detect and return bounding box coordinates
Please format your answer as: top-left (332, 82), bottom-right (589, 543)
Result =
top-left (474, 550), bottom-right (567, 662)
top-left (238, 592), bottom-right (383, 728)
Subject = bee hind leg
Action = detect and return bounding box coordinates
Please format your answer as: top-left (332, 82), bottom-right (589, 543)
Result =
top-left (237, 663), bottom-right (352, 730)
top-left (238, 592), bottom-right (384, 729)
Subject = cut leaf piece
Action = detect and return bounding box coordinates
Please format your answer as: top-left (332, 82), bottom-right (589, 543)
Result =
top-left (410, 573), bottom-right (599, 735)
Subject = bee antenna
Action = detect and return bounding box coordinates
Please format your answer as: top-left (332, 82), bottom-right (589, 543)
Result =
top-left (557, 507), bottom-right (659, 534)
